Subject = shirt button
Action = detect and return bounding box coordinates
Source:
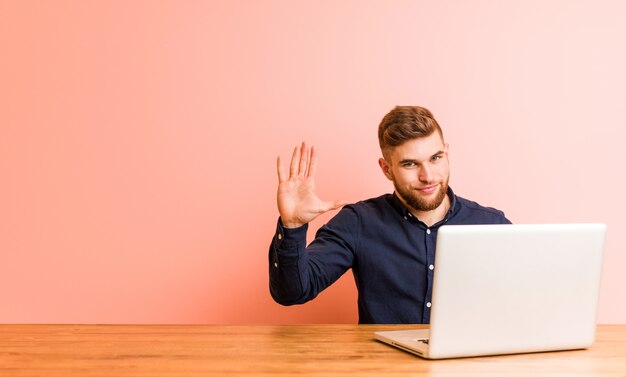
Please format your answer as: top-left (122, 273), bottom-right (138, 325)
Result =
top-left (274, 262), bottom-right (278, 268)
top-left (277, 233), bottom-right (282, 240)
top-left (426, 302), bottom-right (432, 308)
top-left (404, 216), bottom-right (408, 220)
top-left (426, 229), bottom-right (431, 235)
top-left (429, 264), bottom-right (434, 270)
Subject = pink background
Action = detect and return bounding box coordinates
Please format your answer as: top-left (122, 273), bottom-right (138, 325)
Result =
top-left (1, 0), bottom-right (625, 324)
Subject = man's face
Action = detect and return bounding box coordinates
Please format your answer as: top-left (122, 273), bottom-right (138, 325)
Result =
top-left (379, 132), bottom-right (450, 213)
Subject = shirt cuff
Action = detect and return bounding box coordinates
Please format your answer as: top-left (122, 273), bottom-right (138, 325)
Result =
top-left (274, 217), bottom-right (308, 251)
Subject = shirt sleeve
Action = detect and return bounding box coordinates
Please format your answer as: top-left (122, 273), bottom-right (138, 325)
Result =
top-left (268, 207), bottom-right (358, 306)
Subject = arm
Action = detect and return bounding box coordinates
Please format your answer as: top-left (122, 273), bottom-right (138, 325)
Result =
top-left (269, 210), bottom-right (358, 305)
top-left (269, 143), bottom-right (350, 305)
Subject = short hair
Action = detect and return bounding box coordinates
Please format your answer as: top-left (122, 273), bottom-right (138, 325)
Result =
top-left (378, 106), bottom-right (444, 155)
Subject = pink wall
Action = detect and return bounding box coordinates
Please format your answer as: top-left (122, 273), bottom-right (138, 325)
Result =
top-left (1, 0), bottom-right (625, 324)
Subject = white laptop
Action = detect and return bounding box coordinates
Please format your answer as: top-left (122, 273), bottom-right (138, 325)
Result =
top-left (375, 223), bottom-right (606, 359)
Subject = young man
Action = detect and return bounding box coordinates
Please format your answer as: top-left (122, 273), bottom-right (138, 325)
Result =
top-left (269, 106), bottom-right (510, 324)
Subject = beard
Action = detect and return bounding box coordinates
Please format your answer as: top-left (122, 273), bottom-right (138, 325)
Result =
top-left (394, 178), bottom-right (449, 212)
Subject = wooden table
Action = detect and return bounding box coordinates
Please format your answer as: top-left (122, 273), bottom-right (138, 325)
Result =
top-left (1, 324), bottom-right (625, 376)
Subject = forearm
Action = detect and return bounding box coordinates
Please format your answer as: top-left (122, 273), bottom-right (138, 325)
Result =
top-left (268, 212), bottom-right (356, 306)
top-left (268, 219), bottom-right (314, 305)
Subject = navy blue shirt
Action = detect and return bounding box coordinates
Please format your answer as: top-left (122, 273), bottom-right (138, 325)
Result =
top-left (269, 187), bottom-right (511, 324)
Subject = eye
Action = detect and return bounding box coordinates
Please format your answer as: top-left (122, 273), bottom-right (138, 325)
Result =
top-left (402, 161), bottom-right (416, 167)
top-left (431, 155), bottom-right (442, 162)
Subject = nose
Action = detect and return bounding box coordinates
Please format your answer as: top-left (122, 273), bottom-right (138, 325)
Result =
top-left (418, 165), bottom-right (432, 183)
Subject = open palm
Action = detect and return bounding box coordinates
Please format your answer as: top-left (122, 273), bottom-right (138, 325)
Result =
top-left (277, 143), bottom-right (346, 228)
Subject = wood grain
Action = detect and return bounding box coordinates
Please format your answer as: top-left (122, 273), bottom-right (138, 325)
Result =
top-left (1, 324), bottom-right (625, 376)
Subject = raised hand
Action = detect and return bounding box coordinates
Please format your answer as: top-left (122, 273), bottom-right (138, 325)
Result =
top-left (276, 142), bottom-right (347, 228)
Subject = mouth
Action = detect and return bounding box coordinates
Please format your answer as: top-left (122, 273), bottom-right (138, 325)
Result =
top-left (416, 184), bottom-right (439, 194)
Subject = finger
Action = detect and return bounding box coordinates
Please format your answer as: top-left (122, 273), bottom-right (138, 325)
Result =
top-left (298, 142), bottom-right (308, 176)
top-left (289, 145), bottom-right (300, 178)
top-left (307, 145), bottom-right (317, 178)
top-left (277, 156), bottom-right (286, 183)
top-left (303, 144), bottom-right (313, 177)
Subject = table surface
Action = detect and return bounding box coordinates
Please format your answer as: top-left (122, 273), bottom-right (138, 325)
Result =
top-left (1, 324), bottom-right (625, 376)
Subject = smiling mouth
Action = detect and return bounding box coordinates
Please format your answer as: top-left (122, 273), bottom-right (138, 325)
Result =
top-left (416, 184), bottom-right (438, 194)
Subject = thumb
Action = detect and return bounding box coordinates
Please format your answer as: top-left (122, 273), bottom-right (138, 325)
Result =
top-left (319, 200), bottom-right (348, 213)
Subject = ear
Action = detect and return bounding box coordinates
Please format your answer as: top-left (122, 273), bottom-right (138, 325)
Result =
top-left (444, 143), bottom-right (450, 158)
top-left (378, 157), bottom-right (393, 181)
